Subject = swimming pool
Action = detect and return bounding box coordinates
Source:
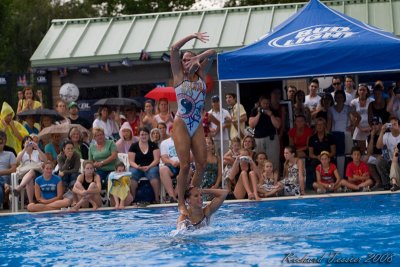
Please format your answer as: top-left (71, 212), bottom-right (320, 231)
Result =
top-left (1, 193), bottom-right (399, 266)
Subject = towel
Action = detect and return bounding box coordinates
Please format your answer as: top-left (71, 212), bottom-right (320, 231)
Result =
top-left (107, 171), bottom-right (131, 200)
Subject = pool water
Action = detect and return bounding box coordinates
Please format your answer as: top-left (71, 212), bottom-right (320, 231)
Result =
top-left (1, 193), bottom-right (399, 266)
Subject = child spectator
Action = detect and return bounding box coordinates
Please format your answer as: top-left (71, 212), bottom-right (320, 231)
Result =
top-left (222, 137), bottom-right (241, 188)
top-left (313, 151), bottom-right (342, 193)
top-left (254, 160), bottom-right (281, 198)
top-left (108, 162), bottom-right (133, 209)
top-left (281, 145), bottom-right (306, 196)
top-left (341, 146), bottom-right (373, 191)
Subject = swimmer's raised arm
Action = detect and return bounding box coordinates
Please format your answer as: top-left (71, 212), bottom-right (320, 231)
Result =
top-left (203, 188), bottom-right (229, 217)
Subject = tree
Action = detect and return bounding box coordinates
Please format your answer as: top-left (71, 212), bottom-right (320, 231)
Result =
top-left (224, 0), bottom-right (298, 7)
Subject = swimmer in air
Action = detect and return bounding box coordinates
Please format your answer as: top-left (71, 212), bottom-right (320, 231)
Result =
top-left (170, 32), bottom-right (216, 215)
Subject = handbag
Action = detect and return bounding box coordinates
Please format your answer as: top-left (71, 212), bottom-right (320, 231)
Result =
top-left (16, 161), bottom-right (43, 178)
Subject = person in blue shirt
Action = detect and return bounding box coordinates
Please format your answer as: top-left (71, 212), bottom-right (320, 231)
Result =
top-left (27, 161), bottom-right (71, 212)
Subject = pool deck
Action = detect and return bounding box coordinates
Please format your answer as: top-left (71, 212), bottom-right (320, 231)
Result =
top-left (1, 190), bottom-right (399, 217)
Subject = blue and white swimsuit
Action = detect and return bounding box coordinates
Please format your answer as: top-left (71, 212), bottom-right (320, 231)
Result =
top-left (175, 77), bottom-right (207, 137)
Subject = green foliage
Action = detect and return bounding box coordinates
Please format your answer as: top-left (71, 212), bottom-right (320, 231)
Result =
top-left (224, 0), bottom-right (299, 7)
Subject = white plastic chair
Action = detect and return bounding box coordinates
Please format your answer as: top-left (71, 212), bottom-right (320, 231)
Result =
top-left (10, 172), bottom-right (24, 212)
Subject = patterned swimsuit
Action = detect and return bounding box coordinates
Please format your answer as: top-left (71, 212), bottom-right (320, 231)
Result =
top-left (175, 76), bottom-right (207, 137)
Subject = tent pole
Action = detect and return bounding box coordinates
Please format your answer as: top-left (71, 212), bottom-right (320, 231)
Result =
top-left (218, 80), bottom-right (225, 188)
top-left (236, 82), bottom-right (241, 141)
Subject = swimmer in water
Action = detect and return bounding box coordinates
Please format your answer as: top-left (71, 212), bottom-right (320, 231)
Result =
top-left (170, 32), bottom-right (216, 215)
top-left (177, 187), bottom-right (228, 230)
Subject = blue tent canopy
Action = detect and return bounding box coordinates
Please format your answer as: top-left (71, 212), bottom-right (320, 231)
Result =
top-left (217, 0), bottom-right (400, 81)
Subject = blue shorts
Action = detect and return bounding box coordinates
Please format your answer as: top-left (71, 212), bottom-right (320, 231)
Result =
top-left (166, 164), bottom-right (180, 177)
top-left (130, 166), bottom-right (160, 182)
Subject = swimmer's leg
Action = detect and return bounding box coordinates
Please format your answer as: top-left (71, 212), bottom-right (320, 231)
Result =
top-left (173, 118), bottom-right (192, 215)
top-left (190, 125), bottom-right (207, 188)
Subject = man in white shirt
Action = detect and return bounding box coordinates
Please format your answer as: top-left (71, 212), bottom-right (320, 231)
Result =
top-left (305, 79), bottom-right (321, 126)
top-left (376, 117), bottom-right (400, 190)
top-left (159, 135), bottom-right (180, 202)
top-left (208, 95), bottom-right (231, 156)
top-left (330, 76), bottom-right (353, 106)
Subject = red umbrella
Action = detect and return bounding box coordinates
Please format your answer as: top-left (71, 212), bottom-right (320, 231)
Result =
top-left (145, 87), bottom-right (176, 102)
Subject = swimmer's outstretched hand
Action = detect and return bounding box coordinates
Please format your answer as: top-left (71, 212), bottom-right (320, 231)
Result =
top-left (194, 32), bottom-right (209, 43)
top-left (178, 202), bottom-right (189, 216)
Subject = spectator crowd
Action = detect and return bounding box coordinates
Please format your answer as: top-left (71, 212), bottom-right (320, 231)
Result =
top-left (0, 76), bottom-right (400, 211)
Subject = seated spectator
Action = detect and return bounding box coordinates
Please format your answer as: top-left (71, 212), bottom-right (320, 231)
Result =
top-left (55, 99), bottom-right (70, 124)
top-left (159, 133), bottom-right (180, 202)
top-left (128, 127), bottom-right (160, 203)
top-left (365, 117), bottom-right (384, 190)
top-left (150, 127), bottom-right (162, 147)
top-left (27, 161), bottom-right (72, 212)
top-left (44, 133), bottom-right (62, 165)
top-left (253, 160), bottom-right (281, 199)
top-left (227, 149), bottom-right (259, 200)
top-left (116, 122), bottom-right (137, 154)
top-left (17, 87), bottom-right (42, 113)
top-left (40, 115), bottom-right (55, 131)
top-left (157, 122), bottom-right (170, 142)
top-left (0, 101), bottom-right (28, 154)
top-left (22, 115), bottom-right (40, 135)
top-left (89, 128), bottom-right (118, 189)
top-left (389, 146), bottom-right (400, 191)
top-left (288, 115), bottom-right (313, 158)
top-left (376, 117), bottom-right (400, 190)
top-left (340, 146), bottom-right (373, 191)
top-left (122, 106), bottom-right (141, 137)
top-left (242, 135), bottom-right (256, 160)
top-left (200, 137), bottom-right (222, 200)
top-left (254, 152), bottom-right (268, 174)
top-left (57, 140), bottom-right (80, 191)
top-left (222, 137), bottom-right (241, 188)
top-left (0, 131), bottom-right (16, 209)
top-left (108, 162), bottom-right (133, 209)
top-left (68, 126), bottom-right (89, 160)
top-left (92, 106), bottom-right (119, 140)
top-left (72, 160), bottom-right (102, 211)
top-left (280, 146), bottom-right (306, 196)
top-left (313, 151), bottom-right (342, 193)
top-left (13, 136), bottom-right (47, 204)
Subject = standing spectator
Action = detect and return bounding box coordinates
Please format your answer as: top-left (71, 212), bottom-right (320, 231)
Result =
top-left (154, 98), bottom-right (174, 135)
top-left (116, 122), bottom-right (137, 154)
top-left (0, 102), bottom-right (28, 154)
top-left (159, 133), bottom-right (180, 202)
top-left (376, 117), bottom-right (400, 190)
top-left (286, 85), bottom-right (297, 103)
top-left (315, 93), bottom-right (334, 122)
top-left (344, 75), bottom-right (357, 100)
top-left (304, 79), bottom-right (321, 122)
top-left (128, 127), bottom-right (160, 203)
top-left (92, 106), bottom-right (119, 140)
top-left (226, 93), bottom-right (247, 140)
top-left (386, 86), bottom-right (400, 120)
top-left (288, 115), bottom-right (313, 158)
top-left (67, 102), bottom-right (92, 130)
top-left (68, 126), bottom-right (90, 160)
top-left (248, 95), bottom-right (281, 170)
top-left (16, 87), bottom-right (42, 113)
top-left (89, 128), bottom-right (118, 189)
top-left (368, 84), bottom-right (390, 125)
top-left (208, 95), bottom-right (231, 156)
top-left (141, 100), bottom-right (157, 131)
top-left (340, 146), bottom-right (373, 191)
top-left (351, 83), bottom-right (373, 154)
top-left (329, 76), bottom-right (353, 106)
top-left (57, 140), bottom-right (81, 191)
top-left (293, 90), bottom-right (311, 126)
top-left (27, 161), bottom-right (72, 212)
top-left (0, 131), bottom-right (16, 209)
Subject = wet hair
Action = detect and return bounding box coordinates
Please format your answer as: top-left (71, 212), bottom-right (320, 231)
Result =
top-left (184, 186), bottom-right (197, 200)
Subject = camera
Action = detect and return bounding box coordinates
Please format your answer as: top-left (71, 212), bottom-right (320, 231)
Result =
top-left (239, 156), bottom-right (251, 162)
top-left (258, 107), bottom-right (266, 114)
top-left (386, 123), bottom-right (392, 129)
top-left (28, 141), bottom-right (33, 146)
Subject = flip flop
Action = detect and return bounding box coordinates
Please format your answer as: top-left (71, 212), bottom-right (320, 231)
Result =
top-left (12, 188), bottom-right (20, 197)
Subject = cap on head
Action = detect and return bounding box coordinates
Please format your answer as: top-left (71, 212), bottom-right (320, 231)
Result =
top-left (68, 102), bottom-right (78, 109)
top-left (211, 95), bottom-right (219, 102)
